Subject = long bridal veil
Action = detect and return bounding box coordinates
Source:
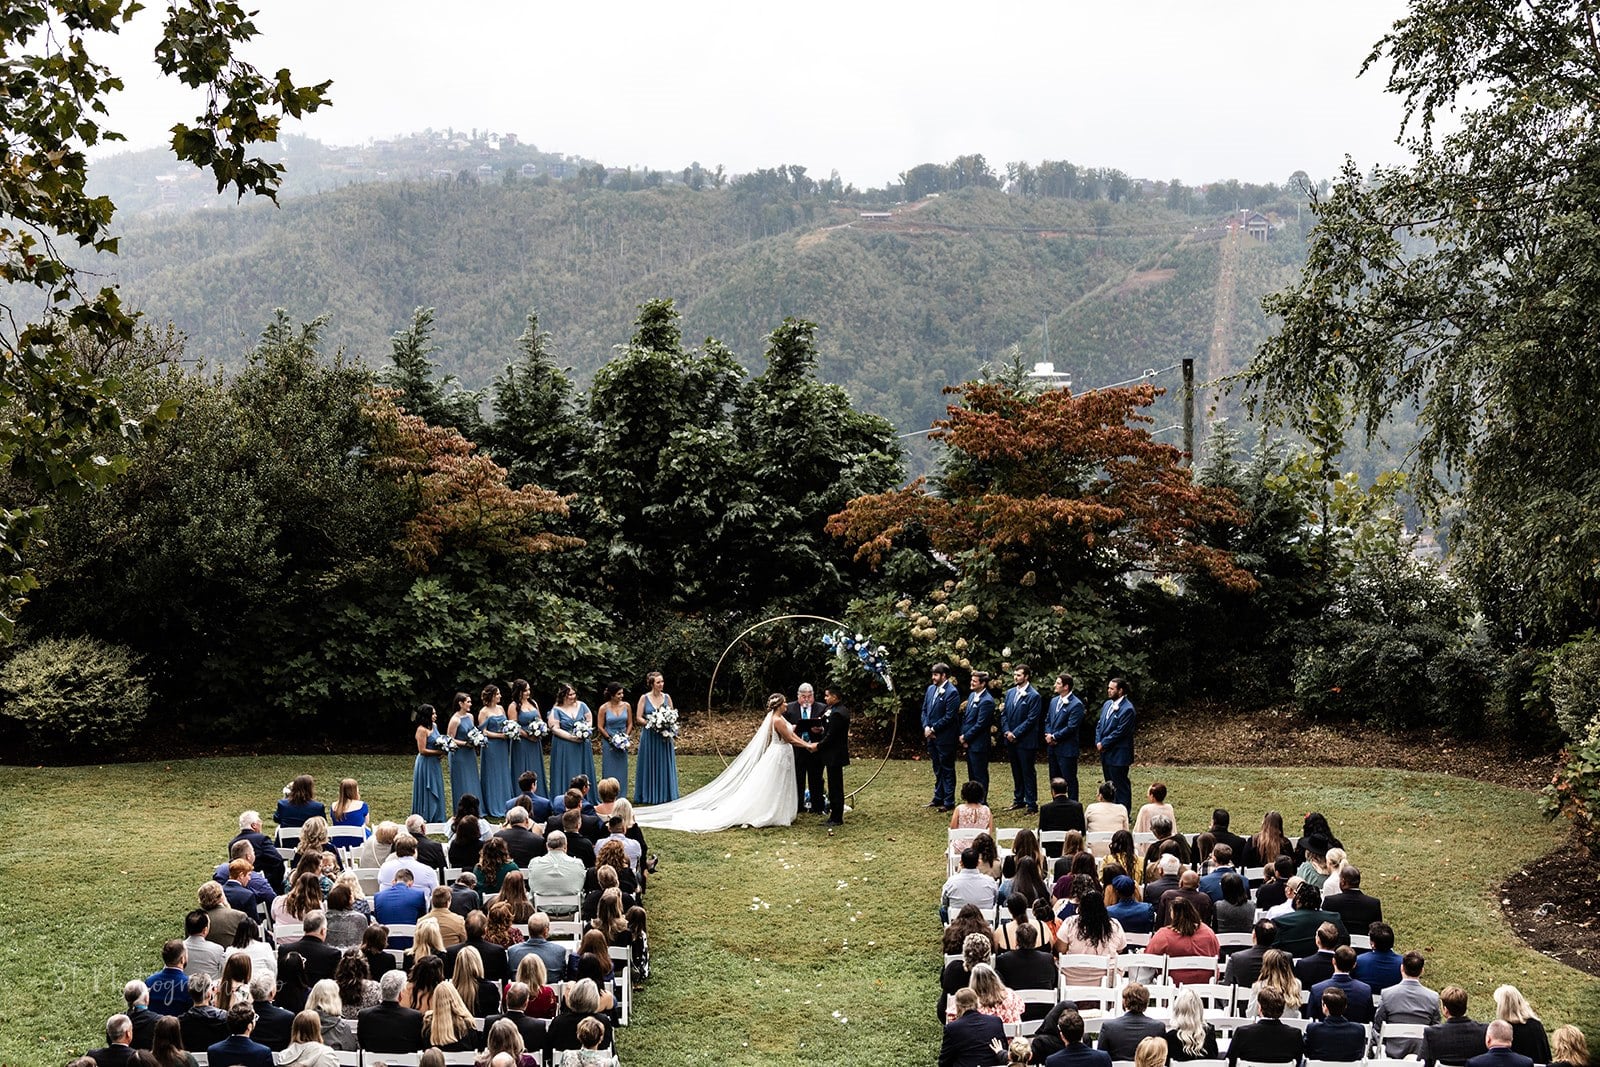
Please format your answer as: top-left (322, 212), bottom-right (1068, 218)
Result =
top-left (632, 712), bottom-right (797, 833)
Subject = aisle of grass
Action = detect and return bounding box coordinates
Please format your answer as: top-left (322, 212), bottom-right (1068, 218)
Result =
top-left (1, 756), bottom-right (1594, 1066)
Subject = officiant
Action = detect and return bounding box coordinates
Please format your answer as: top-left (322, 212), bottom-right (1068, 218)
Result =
top-left (817, 684), bottom-right (851, 826)
top-left (786, 683), bottom-right (828, 814)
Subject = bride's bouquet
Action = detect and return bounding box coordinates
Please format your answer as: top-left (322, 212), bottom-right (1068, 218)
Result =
top-left (608, 731), bottom-right (633, 753)
top-left (644, 705), bottom-right (680, 740)
top-left (572, 721), bottom-right (593, 741)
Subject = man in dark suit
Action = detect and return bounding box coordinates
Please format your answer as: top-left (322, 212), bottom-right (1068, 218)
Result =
top-left (448, 872), bottom-right (481, 917)
top-left (786, 683), bottom-right (827, 813)
top-left (1047, 1008), bottom-right (1114, 1067)
top-left (1276, 882), bottom-right (1348, 958)
top-left (280, 910), bottom-right (343, 984)
top-left (1043, 673), bottom-right (1086, 801)
top-left (1424, 986), bottom-right (1490, 1067)
top-left (995, 925), bottom-right (1057, 995)
top-left (247, 976), bottom-right (293, 1051)
top-left (958, 671), bottom-right (995, 794)
top-left (1038, 777), bottom-right (1086, 858)
top-left (495, 805), bottom-right (546, 866)
top-left (1305, 987), bottom-right (1368, 1062)
top-left (1143, 853), bottom-right (1183, 904)
top-left (230, 811), bottom-right (286, 892)
top-left (1094, 677), bottom-right (1136, 810)
top-left (88, 1014), bottom-right (142, 1067)
top-left (817, 685), bottom-right (852, 826)
top-left (545, 789), bottom-right (602, 842)
top-left (1353, 922), bottom-right (1404, 993)
top-left (559, 807), bottom-right (597, 867)
top-left (441, 910), bottom-right (510, 981)
top-left (1223, 919), bottom-right (1278, 987)
top-left (922, 662), bottom-right (962, 810)
top-left (1466, 1021), bottom-right (1535, 1067)
top-left (1309, 946), bottom-right (1375, 1023)
top-left (179, 975), bottom-right (230, 1053)
top-left (939, 988), bottom-right (1008, 1067)
top-left (486, 981), bottom-right (547, 1053)
top-left (512, 772), bottom-right (555, 822)
top-left (358, 970), bottom-right (425, 1054)
top-left (1198, 844), bottom-right (1240, 901)
top-left (1294, 922), bottom-right (1342, 987)
top-left (1158, 870), bottom-right (1215, 928)
top-left (207, 1003), bottom-right (273, 1067)
top-left (1322, 864), bottom-right (1383, 931)
top-left (1208, 809), bottom-right (1249, 862)
top-left (1228, 987), bottom-right (1305, 1067)
top-left (1097, 982), bottom-right (1166, 1059)
top-left (1001, 665), bottom-right (1044, 812)
top-left (401, 815), bottom-right (447, 873)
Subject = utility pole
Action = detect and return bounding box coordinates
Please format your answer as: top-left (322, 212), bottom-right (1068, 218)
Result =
top-left (1181, 357), bottom-right (1195, 465)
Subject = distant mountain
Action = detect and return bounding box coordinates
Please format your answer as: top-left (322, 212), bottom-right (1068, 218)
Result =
top-left (90, 171), bottom-right (1311, 459)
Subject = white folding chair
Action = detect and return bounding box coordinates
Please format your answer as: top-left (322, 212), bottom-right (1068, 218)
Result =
top-left (443, 866), bottom-right (463, 882)
top-left (1186, 982), bottom-right (1238, 1014)
top-left (1280, 1016), bottom-right (1311, 1032)
top-left (1086, 831), bottom-right (1117, 857)
top-left (1039, 829), bottom-right (1068, 854)
top-left (273, 921), bottom-right (304, 942)
top-left (192, 1055), bottom-right (209, 1067)
top-left (348, 867), bottom-right (381, 897)
top-left (328, 825), bottom-right (366, 851)
top-left (1165, 954), bottom-right (1219, 982)
top-left (1215, 932), bottom-right (1254, 956)
top-left (334, 1052), bottom-right (361, 1067)
top-left (373, 1055), bottom-right (420, 1066)
top-left (1237, 1061), bottom-right (1299, 1067)
top-left (536, 892), bottom-right (580, 918)
top-left (1132, 832), bottom-right (1157, 850)
top-left (275, 825), bottom-right (303, 848)
top-left (1141, 982), bottom-right (1180, 1013)
top-left (1243, 866), bottom-right (1266, 885)
top-left (1083, 1015), bottom-right (1106, 1038)
top-left (610, 944), bottom-right (633, 1025)
top-left (1006, 1018), bottom-right (1045, 1037)
top-left (1347, 933), bottom-right (1372, 951)
top-left (1306, 1059), bottom-right (1366, 1067)
top-left (384, 923), bottom-right (417, 949)
top-left (1059, 984), bottom-right (1118, 1014)
top-left (441, 1054), bottom-right (477, 1067)
top-left (1057, 953), bottom-right (1114, 985)
top-left (547, 918), bottom-right (584, 942)
top-left (1121, 930), bottom-right (1153, 949)
top-left (1184, 1061), bottom-right (1226, 1067)
top-left (1116, 952), bottom-right (1167, 984)
top-left (425, 821), bottom-right (449, 837)
top-left (1375, 1023), bottom-right (1428, 1047)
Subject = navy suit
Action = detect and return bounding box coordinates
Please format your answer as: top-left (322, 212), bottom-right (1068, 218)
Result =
top-left (923, 680), bottom-right (962, 807)
top-left (939, 1010), bottom-right (1008, 1067)
top-left (1095, 695), bottom-right (1136, 809)
top-left (960, 689), bottom-right (996, 793)
top-left (1044, 691), bottom-right (1086, 799)
top-left (206, 1034), bottom-right (274, 1067)
top-left (1047, 1042), bottom-right (1114, 1067)
top-left (1003, 683), bottom-right (1043, 809)
top-left (1465, 1049), bottom-right (1534, 1067)
top-left (1306, 1017), bottom-right (1369, 1062)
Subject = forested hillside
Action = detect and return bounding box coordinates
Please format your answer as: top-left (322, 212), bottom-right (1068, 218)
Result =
top-left (96, 178), bottom-right (1308, 446)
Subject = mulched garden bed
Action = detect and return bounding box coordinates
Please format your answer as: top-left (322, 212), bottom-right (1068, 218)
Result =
top-left (1499, 842), bottom-right (1600, 978)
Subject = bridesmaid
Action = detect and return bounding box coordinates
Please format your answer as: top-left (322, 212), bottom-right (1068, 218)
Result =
top-left (634, 670), bottom-right (679, 804)
top-left (507, 678), bottom-right (546, 799)
top-left (547, 682), bottom-right (595, 795)
top-left (412, 704), bottom-right (447, 824)
top-left (478, 683), bottom-right (515, 818)
top-left (598, 682), bottom-right (634, 800)
top-left (447, 691), bottom-right (482, 816)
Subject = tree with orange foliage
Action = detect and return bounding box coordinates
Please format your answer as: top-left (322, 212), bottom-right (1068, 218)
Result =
top-left (826, 378), bottom-right (1254, 710)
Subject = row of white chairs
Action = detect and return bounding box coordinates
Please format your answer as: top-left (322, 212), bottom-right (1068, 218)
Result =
top-left (946, 826), bottom-right (1302, 879)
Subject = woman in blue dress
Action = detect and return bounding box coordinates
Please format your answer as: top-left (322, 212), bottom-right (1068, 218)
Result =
top-left (412, 704), bottom-right (448, 824)
top-left (446, 691), bottom-right (482, 816)
top-left (275, 774), bottom-right (328, 832)
top-left (331, 777), bottom-right (371, 836)
top-left (634, 670), bottom-right (679, 804)
top-left (597, 682), bottom-right (634, 800)
top-left (507, 678), bottom-right (546, 799)
top-left (547, 682), bottom-right (595, 795)
top-left (477, 683), bottom-right (515, 818)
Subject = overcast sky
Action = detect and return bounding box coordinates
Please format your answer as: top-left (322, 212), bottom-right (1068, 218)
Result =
top-left (89, 0), bottom-right (1417, 188)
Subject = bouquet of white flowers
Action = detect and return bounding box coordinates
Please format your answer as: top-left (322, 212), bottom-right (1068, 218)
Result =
top-left (608, 731), bottom-right (633, 753)
top-left (572, 721), bottom-right (593, 741)
top-left (426, 729), bottom-right (452, 753)
top-left (644, 705), bottom-right (680, 740)
top-left (522, 717), bottom-right (549, 740)
top-left (466, 727), bottom-right (488, 749)
top-left (503, 721), bottom-right (523, 742)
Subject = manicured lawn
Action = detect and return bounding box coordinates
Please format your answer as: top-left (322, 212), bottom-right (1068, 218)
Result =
top-left (1, 756), bottom-right (1593, 1066)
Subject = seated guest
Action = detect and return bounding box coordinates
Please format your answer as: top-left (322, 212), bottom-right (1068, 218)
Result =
top-left (524, 831), bottom-right (586, 916)
top-left (1248, 949), bottom-right (1303, 1020)
top-left (443, 908), bottom-right (511, 982)
top-left (282, 911), bottom-right (343, 986)
top-left (1374, 950), bottom-right (1442, 1056)
top-left (995, 924), bottom-right (1056, 1010)
top-left (1353, 921), bottom-right (1403, 992)
top-left (558, 807), bottom-right (598, 868)
top-left (179, 973), bottom-right (229, 1052)
top-left (1164, 986), bottom-right (1219, 1062)
top-left (275, 1009), bottom-right (339, 1067)
top-left (1085, 781), bottom-right (1129, 833)
top-left (1104, 830), bottom-right (1147, 889)
top-left (357, 969), bottom-right (424, 1053)
top-left (322, 883), bottom-right (369, 950)
top-left (450, 944), bottom-right (502, 1019)
top-left (545, 978), bottom-right (614, 1058)
top-left (1054, 886), bottom-right (1127, 986)
top-left (207, 1002), bottom-right (273, 1067)
top-left (246, 975), bottom-right (293, 1052)
top-left (123, 981), bottom-right (158, 1049)
top-left (1142, 854), bottom-right (1183, 905)
top-left (1309, 945), bottom-right (1375, 1024)
top-left (582, 840), bottom-right (641, 901)
top-left (447, 871), bottom-right (480, 918)
top-left (495, 806), bottom-right (546, 867)
top-left (1049, 1007), bottom-right (1112, 1067)
top-left (1294, 922), bottom-right (1342, 987)
top-left (1306, 986), bottom-right (1367, 1062)
top-left (1549, 1025), bottom-right (1589, 1067)
top-left (1145, 897), bottom-right (1219, 985)
top-left (994, 893), bottom-right (1045, 952)
top-left (333, 950), bottom-right (379, 1019)
top-left (356, 820), bottom-right (399, 870)
top-left (1321, 863), bottom-right (1383, 930)
top-left (198, 881), bottom-right (246, 949)
top-left (1107, 875), bottom-right (1155, 934)
top-left (378, 834), bottom-right (439, 894)
top-left (1274, 881), bottom-right (1347, 958)
top-left (1135, 1035), bottom-right (1168, 1067)
top-left (270, 873), bottom-right (324, 943)
top-left (230, 811), bottom-right (287, 893)
top-left (1198, 844), bottom-right (1240, 901)
top-left (508, 911), bottom-right (571, 981)
top-left (1243, 810), bottom-right (1294, 870)
top-left (1255, 856), bottom-right (1298, 912)
top-left (424, 885), bottom-right (467, 946)
top-left (1425, 986), bottom-right (1490, 1067)
top-left (486, 981), bottom-right (548, 1050)
top-left (1039, 778), bottom-right (1086, 857)
top-left (941, 933), bottom-right (993, 1023)
top-left (420, 979), bottom-right (482, 1053)
top-left (221, 858), bottom-right (265, 921)
top-left (181, 910), bottom-right (224, 982)
top-left (1467, 1020), bottom-right (1536, 1067)
top-left (1142, 813), bottom-right (1191, 867)
top-left (941, 848), bottom-right (999, 923)
top-left (1493, 986), bottom-right (1551, 1065)
top-left (1133, 782), bottom-right (1176, 835)
top-left (277, 954), bottom-right (311, 1015)
top-left (1223, 918), bottom-right (1276, 987)
top-left (1228, 987), bottom-right (1304, 1067)
top-left (512, 770), bottom-right (555, 822)
top-left (941, 987), bottom-right (1008, 1067)
top-left (275, 775), bottom-right (327, 833)
top-left (1157, 871), bottom-right (1214, 929)
top-left (513, 956), bottom-right (560, 1019)
top-left (964, 962), bottom-right (1025, 1025)
top-left (146, 939), bottom-right (193, 1017)
top-left (147, 1015), bottom-right (195, 1067)
top-left (447, 813), bottom-right (487, 872)
top-left (950, 780), bottom-right (996, 852)
top-left (1209, 809), bottom-right (1249, 860)
top-left (1098, 982), bottom-right (1167, 1060)
top-left (88, 1014), bottom-right (140, 1067)
top-left (1212, 872), bottom-right (1256, 934)
top-left (402, 815), bottom-right (448, 872)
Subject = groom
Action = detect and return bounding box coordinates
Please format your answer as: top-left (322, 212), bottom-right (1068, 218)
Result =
top-left (786, 683), bottom-right (827, 814)
top-left (816, 684), bottom-right (851, 826)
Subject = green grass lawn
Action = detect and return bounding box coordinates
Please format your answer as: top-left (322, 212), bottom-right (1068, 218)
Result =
top-left (1, 756), bottom-right (1593, 1066)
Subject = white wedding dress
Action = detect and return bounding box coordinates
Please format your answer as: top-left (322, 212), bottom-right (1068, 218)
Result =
top-left (632, 712), bottom-right (798, 833)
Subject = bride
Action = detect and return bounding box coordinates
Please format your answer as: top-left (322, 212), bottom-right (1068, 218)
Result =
top-left (633, 693), bottom-right (815, 833)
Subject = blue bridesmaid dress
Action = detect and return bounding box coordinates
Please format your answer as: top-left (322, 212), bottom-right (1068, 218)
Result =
top-left (635, 695), bottom-right (679, 804)
top-left (600, 706), bottom-right (631, 799)
top-left (412, 731), bottom-right (447, 823)
top-left (448, 714), bottom-right (482, 814)
top-left (511, 704), bottom-right (547, 798)
top-left (480, 712), bottom-right (516, 817)
top-left (548, 703), bottom-right (596, 795)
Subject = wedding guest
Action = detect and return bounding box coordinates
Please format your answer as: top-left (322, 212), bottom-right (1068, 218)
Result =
top-left (943, 903), bottom-right (995, 955)
top-left (483, 1017), bottom-right (538, 1067)
top-left (941, 932), bottom-right (993, 1022)
top-left (333, 950), bottom-right (379, 1019)
top-left (950, 780), bottom-right (996, 851)
top-left (420, 980), bottom-right (481, 1053)
top-left (1494, 985), bottom-right (1551, 1064)
top-left (475, 835), bottom-right (519, 895)
top-left (1164, 987), bottom-right (1219, 1061)
top-left (206, 1003), bottom-right (273, 1066)
top-left (404, 955), bottom-right (446, 1014)
top-left (508, 679), bottom-right (547, 803)
top-left (451, 945), bottom-right (501, 1018)
top-left (322, 883), bottom-right (369, 949)
top-left (1098, 983), bottom-right (1167, 1061)
top-left (941, 988), bottom-right (1007, 1067)
top-left (1134, 782), bottom-right (1176, 835)
top-left (942, 848), bottom-right (999, 923)
top-left (276, 1009), bottom-right (339, 1067)
top-left (178, 974), bottom-right (228, 1053)
top-left (1055, 882), bottom-right (1126, 985)
top-left (1212, 873), bottom-right (1256, 934)
top-left (514, 955), bottom-right (560, 1018)
top-left (964, 963), bottom-right (1025, 1024)
top-left (447, 692), bottom-right (482, 815)
top-left (1248, 949), bottom-right (1303, 1019)
top-left (226, 922), bottom-right (276, 989)
top-left (291, 817), bottom-right (341, 874)
top-left (994, 893), bottom-right (1044, 951)
top-left (412, 705), bottom-right (448, 824)
top-left (1243, 811), bottom-right (1293, 870)
top-left (479, 683), bottom-right (516, 819)
top-left (275, 775), bottom-right (326, 832)
top-left (1085, 781), bottom-right (1129, 833)
top-left (1549, 1025), bottom-right (1588, 1067)
top-left (634, 671), bottom-right (679, 803)
top-left (448, 813), bottom-right (488, 872)
top-left (546, 979), bottom-right (613, 1059)
top-left (330, 778), bottom-right (369, 835)
top-left (359, 924), bottom-right (395, 981)
top-left (149, 1014), bottom-right (200, 1067)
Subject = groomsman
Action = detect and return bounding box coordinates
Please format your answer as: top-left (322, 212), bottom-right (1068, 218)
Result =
top-left (1044, 673), bottom-right (1086, 802)
top-left (959, 671), bottom-right (995, 794)
top-left (786, 683), bottom-right (827, 814)
top-left (921, 662), bottom-right (961, 810)
top-left (1095, 677), bottom-right (1137, 810)
top-left (1001, 665), bottom-right (1043, 813)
